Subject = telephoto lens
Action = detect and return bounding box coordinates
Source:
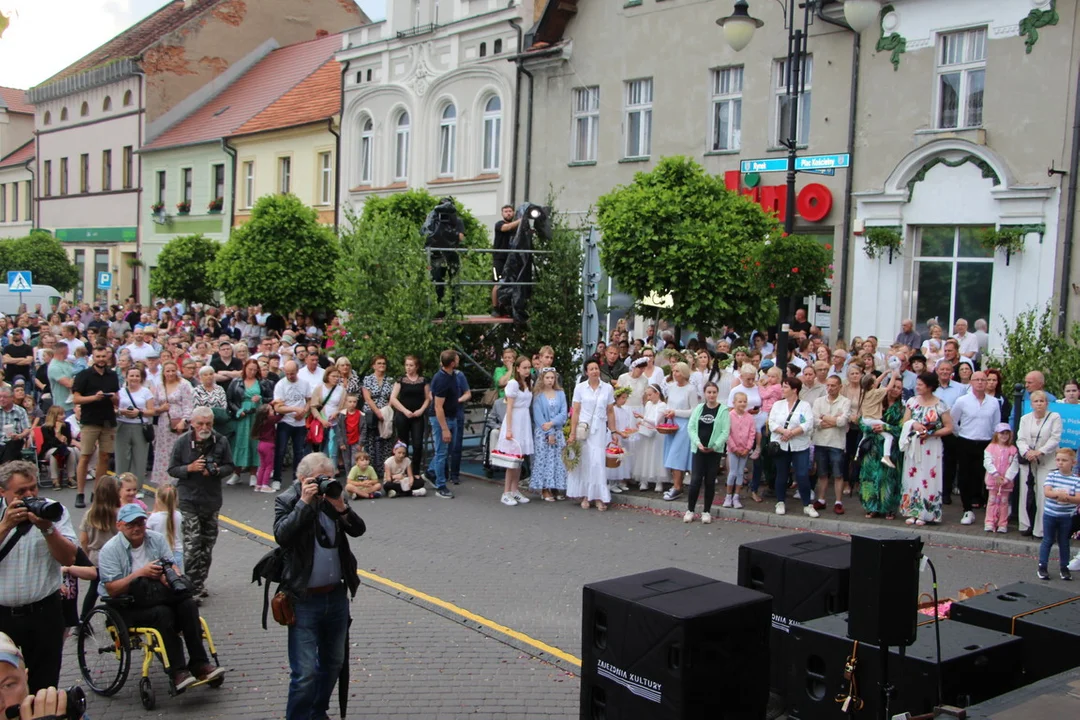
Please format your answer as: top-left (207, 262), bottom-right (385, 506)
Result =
top-left (316, 475), bottom-right (343, 500)
top-left (20, 496), bottom-right (63, 523)
top-left (156, 559), bottom-right (192, 596)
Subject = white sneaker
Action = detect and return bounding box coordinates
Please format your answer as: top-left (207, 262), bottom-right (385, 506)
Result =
top-left (775, 502), bottom-right (786, 516)
top-left (609, 483), bottom-right (623, 494)
top-left (639, 481), bottom-right (649, 491)
top-left (803, 505), bottom-right (820, 518)
top-left (617, 482), bottom-right (630, 492)
top-left (683, 510), bottom-right (695, 523)
top-left (412, 488), bottom-right (427, 497)
top-left (1069, 554), bottom-right (1080, 572)
top-left (996, 526), bottom-right (1007, 534)
top-left (732, 495), bottom-right (743, 509)
top-left (249, 475), bottom-right (257, 487)
top-left (225, 474), bottom-right (240, 486)
top-left (961, 511), bottom-right (975, 525)
top-left (271, 481), bottom-right (281, 491)
top-left (721, 495), bottom-right (734, 508)
top-left (701, 511), bottom-right (712, 524)
top-left (512, 491), bottom-right (530, 504)
top-left (501, 492), bottom-right (518, 506)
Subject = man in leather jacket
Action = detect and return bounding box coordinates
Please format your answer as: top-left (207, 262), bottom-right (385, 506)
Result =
top-left (274, 452), bottom-right (364, 720)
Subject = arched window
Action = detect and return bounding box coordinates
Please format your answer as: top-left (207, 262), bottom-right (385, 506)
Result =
top-left (482, 96), bottom-right (502, 173)
top-left (43, 111), bottom-right (52, 126)
top-left (60, 107), bottom-right (69, 121)
top-left (438, 104), bottom-right (456, 176)
top-left (394, 111), bottom-right (410, 182)
top-left (103, 96), bottom-right (112, 112)
top-left (123, 90), bottom-right (133, 107)
top-left (479, 42), bottom-right (487, 57)
top-left (366, 68), bottom-right (373, 82)
top-left (494, 39), bottom-right (503, 54)
top-left (80, 101), bottom-right (89, 117)
top-left (360, 117), bottom-right (374, 184)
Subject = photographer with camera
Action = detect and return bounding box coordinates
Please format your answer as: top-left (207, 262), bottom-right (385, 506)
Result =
top-left (422, 197), bottom-right (466, 310)
top-left (97, 504), bottom-right (225, 692)
top-left (274, 452), bottom-right (364, 720)
top-left (0, 461), bottom-right (77, 695)
top-left (1, 633), bottom-right (87, 720)
top-left (167, 406), bottom-right (234, 601)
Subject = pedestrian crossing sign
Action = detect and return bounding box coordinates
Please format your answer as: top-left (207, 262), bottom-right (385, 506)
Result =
top-left (6, 271), bottom-right (31, 292)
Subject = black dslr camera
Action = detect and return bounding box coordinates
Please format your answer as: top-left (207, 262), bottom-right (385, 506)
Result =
top-left (313, 475), bottom-right (342, 500)
top-left (4, 685), bottom-right (85, 719)
top-left (204, 459), bottom-right (220, 476)
top-left (20, 496), bottom-right (63, 523)
top-left (156, 558), bottom-right (192, 597)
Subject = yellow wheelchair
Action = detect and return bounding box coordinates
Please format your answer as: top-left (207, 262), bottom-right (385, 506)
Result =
top-left (76, 597), bottom-right (224, 710)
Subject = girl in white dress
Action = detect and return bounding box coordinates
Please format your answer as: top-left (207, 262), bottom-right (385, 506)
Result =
top-left (567, 360), bottom-right (617, 510)
top-left (607, 387), bottom-right (637, 492)
top-left (636, 384), bottom-right (669, 492)
top-left (499, 356), bottom-right (534, 506)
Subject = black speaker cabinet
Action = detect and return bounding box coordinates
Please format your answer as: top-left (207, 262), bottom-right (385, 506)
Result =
top-left (847, 530), bottom-right (923, 647)
top-left (787, 614), bottom-right (1022, 720)
top-left (949, 581), bottom-right (1080, 682)
top-left (962, 666), bottom-right (1080, 718)
top-left (737, 533), bottom-right (851, 691)
top-left (581, 568), bottom-right (771, 719)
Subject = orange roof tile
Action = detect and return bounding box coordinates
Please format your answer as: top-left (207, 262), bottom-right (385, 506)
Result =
top-left (231, 60), bottom-right (341, 136)
top-left (0, 86), bottom-right (33, 115)
top-left (0, 140), bottom-right (34, 169)
top-left (142, 34), bottom-right (341, 152)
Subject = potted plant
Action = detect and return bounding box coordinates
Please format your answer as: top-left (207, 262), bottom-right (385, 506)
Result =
top-left (208, 197), bottom-right (224, 213)
top-left (176, 200), bottom-right (191, 214)
top-left (151, 201), bottom-right (165, 214)
top-left (862, 226), bottom-right (904, 261)
top-left (979, 226), bottom-right (1027, 265)
top-left (752, 234), bottom-right (832, 298)
top-left (125, 256), bottom-right (144, 269)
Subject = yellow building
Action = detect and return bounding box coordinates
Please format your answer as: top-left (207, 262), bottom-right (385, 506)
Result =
top-left (228, 61), bottom-right (340, 227)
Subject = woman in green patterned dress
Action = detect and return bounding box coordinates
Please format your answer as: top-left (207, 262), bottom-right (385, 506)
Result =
top-left (859, 374), bottom-right (905, 519)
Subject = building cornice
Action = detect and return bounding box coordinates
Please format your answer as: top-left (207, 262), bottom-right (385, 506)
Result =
top-left (27, 59), bottom-right (140, 104)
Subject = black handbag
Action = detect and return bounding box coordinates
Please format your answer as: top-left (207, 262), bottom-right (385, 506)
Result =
top-left (126, 388), bottom-right (155, 443)
top-left (767, 405), bottom-right (799, 456)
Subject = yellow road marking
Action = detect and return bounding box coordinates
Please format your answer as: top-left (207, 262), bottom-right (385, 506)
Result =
top-left (144, 484), bottom-right (581, 667)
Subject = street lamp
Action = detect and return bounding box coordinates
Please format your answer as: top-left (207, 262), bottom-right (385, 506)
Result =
top-left (715, 0), bottom-right (764, 52)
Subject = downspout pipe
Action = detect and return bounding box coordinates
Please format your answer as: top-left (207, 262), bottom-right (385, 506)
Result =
top-left (521, 63), bottom-right (534, 203)
top-left (508, 20), bottom-right (524, 205)
top-left (1059, 55), bottom-right (1080, 333)
top-left (335, 60), bottom-right (350, 232)
top-left (221, 138), bottom-right (237, 232)
top-left (135, 70), bottom-right (145, 302)
top-left (22, 155), bottom-right (34, 229)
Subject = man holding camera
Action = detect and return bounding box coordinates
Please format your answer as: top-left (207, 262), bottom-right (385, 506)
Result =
top-left (98, 504), bottom-right (225, 692)
top-left (168, 406), bottom-right (234, 602)
top-left (0, 461), bottom-right (77, 694)
top-left (274, 452), bottom-right (364, 720)
top-left (1, 633), bottom-right (87, 720)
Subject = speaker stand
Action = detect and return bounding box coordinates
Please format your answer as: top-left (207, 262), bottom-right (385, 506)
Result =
top-left (879, 645), bottom-right (893, 720)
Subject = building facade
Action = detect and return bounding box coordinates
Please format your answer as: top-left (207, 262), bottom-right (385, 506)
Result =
top-left (337, 0), bottom-right (536, 229)
top-left (0, 140), bottom-right (34, 240)
top-left (0, 87), bottom-right (34, 160)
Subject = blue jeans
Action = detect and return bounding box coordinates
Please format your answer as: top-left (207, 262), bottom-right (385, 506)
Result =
top-left (274, 423), bottom-right (309, 484)
top-left (286, 585), bottom-right (349, 720)
top-left (775, 448), bottom-right (812, 506)
top-left (427, 416), bottom-right (457, 490)
top-left (1039, 514), bottom-right (1073, 570)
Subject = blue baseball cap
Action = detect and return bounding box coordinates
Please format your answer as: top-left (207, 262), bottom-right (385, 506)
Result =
top-left (118, 504), bottom-right (148, 523)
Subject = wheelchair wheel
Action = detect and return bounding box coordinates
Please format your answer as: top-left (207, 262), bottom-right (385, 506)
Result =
top-left (77, 606), bottom-right (131, 696)
top-left (139, 677), bottom-right (156, 710)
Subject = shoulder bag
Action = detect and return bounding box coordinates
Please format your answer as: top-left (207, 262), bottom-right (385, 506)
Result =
top-left (126, 388), bottom-right (155, 443)
top-left (767, 404), bottom-right (798, 456)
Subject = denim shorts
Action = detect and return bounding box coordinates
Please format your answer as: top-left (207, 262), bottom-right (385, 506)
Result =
top-left (815, 446), bottom-right (845, 478)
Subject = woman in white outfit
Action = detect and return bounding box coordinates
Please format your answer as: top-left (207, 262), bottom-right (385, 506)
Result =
top-left (1016, 391), bottom-right (1063, 538)
top-left (567, 359), bottom-right (617, 511)
top-left (499, 356), bottom-right (534, 506)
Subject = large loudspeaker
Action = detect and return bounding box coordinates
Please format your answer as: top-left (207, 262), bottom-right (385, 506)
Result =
top-left (786, 614), bottom-right (1022, 719)
top-left (961, 666), bottom-right (1080, 718)
top-left (949, 581), bottom-right (1080, 682)
top-left (581, 568), bottom-right (771, 719)
top-left (737, 533), bottom-right (851, 691)
top-left (847, 530), bottom-right (923, 647)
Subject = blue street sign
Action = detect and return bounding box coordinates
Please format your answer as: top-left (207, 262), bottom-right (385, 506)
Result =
top-left (795, 154), bottom-right (850, 171)
top-left (801, 168), bottom-right (836, 176)
top-left (97, 271), bottom-right (113, 290)
top-left (6, 271), bottom-right (31, 292)
top-left (741, 158), bottom-right (788, 174)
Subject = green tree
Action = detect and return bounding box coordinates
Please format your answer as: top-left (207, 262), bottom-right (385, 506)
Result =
top-left (987, 303), bottom-right (1080, 397)
top-left (148, 234), bottom-right (219, 304)
top-left (212, 194), bottom-right (339, 313)
top-left (0, 231), bottom-right (80, 292)
top-left (596, 156), bottom-right (782, 332)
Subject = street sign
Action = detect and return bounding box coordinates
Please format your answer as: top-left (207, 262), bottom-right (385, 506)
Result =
top-left (801, 168), bottom-right (836, 176)
top-left (97, 271), bottom-right (113, 290)
top-left (741, 158), bottom-right (788, 174)
top-left (6, 271), bottom-right (31, 292)
top-left (795, 154), bottom-right (850, 171)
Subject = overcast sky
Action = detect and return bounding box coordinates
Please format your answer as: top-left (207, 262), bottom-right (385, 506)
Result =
top-left (0, 0), bottom-right (386, 90)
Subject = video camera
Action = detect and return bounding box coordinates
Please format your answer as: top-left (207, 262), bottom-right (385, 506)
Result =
top-left (3, 685), bottom-right (85, 720)
top-left (422, 197), bottom-right (463, 250)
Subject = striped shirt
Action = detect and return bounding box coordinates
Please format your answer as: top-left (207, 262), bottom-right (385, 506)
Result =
top-left (1043, 470), bottom-right (1080, 518)
top-left (0, 500), bottom-right (77, 607)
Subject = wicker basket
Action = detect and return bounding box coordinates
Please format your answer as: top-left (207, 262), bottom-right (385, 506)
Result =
top-left (657, 424), bottom-right (679, 435)
top-left (491, 438), bottom-right (524, 469)
top-left (605, 442), bottom-right (624, 468)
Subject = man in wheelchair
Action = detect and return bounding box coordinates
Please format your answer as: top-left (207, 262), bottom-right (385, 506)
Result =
top-left (97, 504), bottom-right (225, 692)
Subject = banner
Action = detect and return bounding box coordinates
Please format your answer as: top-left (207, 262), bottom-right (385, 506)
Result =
top-left (1020, 400), bottom-right (1080, 450)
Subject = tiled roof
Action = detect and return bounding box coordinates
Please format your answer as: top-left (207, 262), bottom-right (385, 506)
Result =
top-left (142, 34), bottom-right (341, 151)
top-left (231, 60), bottom-right (341, 136)
top-left (34, 0), bottom-right (226, 88)
top-left (0, 140), bottom-right (34, 169)
top-left (0, 86), bottom-right (33, 115)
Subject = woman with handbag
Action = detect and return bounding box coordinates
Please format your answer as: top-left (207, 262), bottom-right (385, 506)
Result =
top-left (768, 377), bottom-right (816, 517)
top-left (115, 365), bottom-right (156, 478)
top-left (309, 366), bottom-right (344, 458)
top-left (225, 359), bottom-right (263, 484)
top-left (151, 360), bottom-right (194, 486)
top-left (362, 355), bottom-right (396, 475)
top-left (194, 366), bottom-right (230, 434)
top-left (1017, 390), bottom-right (1063, 538)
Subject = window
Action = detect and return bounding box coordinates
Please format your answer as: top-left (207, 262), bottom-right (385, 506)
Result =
top-left (711, 66), bottom-right (744, 151)
top-left (360, 118), bottom-right (374, 184)
top-left (775, 56), bottom-right (812, 146)
top-left (494, 39), bottom-right (502, 54)
top-left (366, 69), bottom-right (372, 82)
top-left (43, 111), bottom-right (51, 126)
top-left (24, 181), bottom-right (31, 222)
top-left (243, 161), bottom-right (254, 208)
top-left (60, 158), bottom-right (69, 195)
top-left (438, 104), bottom-right (456, 176)
top-left (911, 226), bottom-right (994, 339)
top-left (79, 154), bottom-right (89, 193)
top-left (60, 107), bottom-right (68, 122)
top-left (482, 96), bottom-right (502, 172)
top-left (212, 163), bottom-right (225, 204)
top-left (123, 90), bottom-right (133, 107)
top-left (623, 78), bottom-right (653, 159)
top-left (43, 160), bottom-right (52, 197)
top-left (73, 250), bottom-right (85, 302)
top-left (182, 167), bottom-right (193, 204)
top-left (94, 250), bottom-right (109, 304)
top-left (156, 170), bottom-right (166, 204)
top-left (122, 146), bottom-right (133, 189)
top-left (102, 150), bottom-right (112, 191)
top-left (80, 101), bottom-right (89, 117)
top-left (479, 42), bottom-right (487, 57)
top-left (0, 185), bottom-right (6, 222)
top-left (278, 157), bottom-right (291, 194)
top-left (572, 86), bottom-right (600, 163)
top-left (937, 28), bottom-right (987, 129)
top-left (395, 111), bottom-right (410, 181)
top-left (318, 152), bottom-right (332, 205)
top-left (103, 96), bottom-right (112, 112)
top-left (11, 183), bottom-right (17, 222)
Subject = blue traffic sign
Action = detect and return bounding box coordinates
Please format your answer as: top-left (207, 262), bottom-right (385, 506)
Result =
top-left (97, 271), bottom-right (113, 290)
top-left (6, 271), bottom-right (31, 292)
top-left (795, 154), bottom-right (850, 171)
top-left (741, 158), bottom-right (788, 174)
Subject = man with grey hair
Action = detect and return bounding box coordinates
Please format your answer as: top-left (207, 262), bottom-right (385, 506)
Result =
top-left (168, 406), bottom-right (234, 601)
top-left (952, 318), bottom-right (978, 360)
top-left (973, 318), bottom-right (989, 360)
top-left (895, 318), bottom-right (921, 351)
top-left (0, 387), bottom-right (31, 464)
top-left (1024, 370), bottom-right (1058, 404)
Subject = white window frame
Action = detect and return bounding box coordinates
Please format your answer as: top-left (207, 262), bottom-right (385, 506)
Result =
top-left (571, 86), bottom-right (600, 163)
top-left (935, 27), bottom-right (987, 130)
top-left (181, 167), bottom-right (192, 204)
top-left (774, 56), bottom-right (812, 147)
top-left (318, 152), bottom-right (332, 205)
top-left (710, 67), bottom-right (743, 152)
top-left (243, 161), bottom-right (255, 208)
top-left (438, 104), bottom-right (457, 177)
top-left (623, 78), bottom-right (653, 159)
top-left (395, 111), bottom-right (411, 182)
top-left (482, 97), bottom-right (502, 173)
top-left (909, 226), bottom-right (995, 336)
top-left (360, 118), bottom-right (374, 184)
top-left (212, 163), bottom-right (225, 204)
top-left (278, 156), bottom-right (292, 194)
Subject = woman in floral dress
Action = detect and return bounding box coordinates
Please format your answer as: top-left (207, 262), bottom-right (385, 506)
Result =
top-left (362, 356), bottom-right (396, 474)
top-left (151, 361), bottom-right (194, 486)
top-left (859, 373), bottom-right (904, 519)
top-left (530, 367), bottom-right (568, 501)
top-left (899, 372), bottom-right (954, 525)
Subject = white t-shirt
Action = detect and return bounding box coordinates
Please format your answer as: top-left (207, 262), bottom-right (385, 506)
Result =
top-left (118, 385), bottom-right (154, 424)
top-left (124, 342), bottom-right (154, 363)
top-left (60, 337), bottom-right (86, 355)
top-left (273, 377), bottom-right (312, 427)
top-left (147, 510), bottom-right (183, 552)
top-left (298, 365), bottom-right (325, 388)
top-left (130, 541), bottom-right (150, 571)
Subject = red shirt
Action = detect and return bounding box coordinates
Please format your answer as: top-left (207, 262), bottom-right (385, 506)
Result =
top-left (344, 409), bottom-right (362, 445)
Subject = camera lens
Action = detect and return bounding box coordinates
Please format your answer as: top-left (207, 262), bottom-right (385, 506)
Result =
top-left (64, 686), bottom-right (86, 720)
top-left (22, 497), bottom-right (63, 523)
